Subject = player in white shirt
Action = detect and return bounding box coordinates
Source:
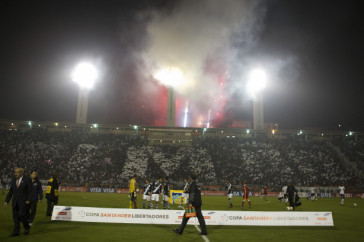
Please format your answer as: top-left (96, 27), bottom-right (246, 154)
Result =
top-left (278, 192), bottom-right (284, 202)
top-left (309, 186), bottom-right (316, 200)
top-left (142, 179), bottom-right (152, 209)
top-left (179, 178), bottom-right (189, 208)
top-left (338, 183), bottom-right (345, 205)
top-left (226, 180), bottom-right (233, 208)
top-left (151, 177), bottom-right (162, 209)
top-left (282, 185), bottom-right (288, 203)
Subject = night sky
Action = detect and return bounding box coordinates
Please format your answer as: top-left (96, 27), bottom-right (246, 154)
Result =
top-left (1, 0), bottom-right (363, 130)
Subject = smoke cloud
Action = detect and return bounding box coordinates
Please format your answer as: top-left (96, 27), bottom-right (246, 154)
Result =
top-left (138, 0), bottom-right (295, 127)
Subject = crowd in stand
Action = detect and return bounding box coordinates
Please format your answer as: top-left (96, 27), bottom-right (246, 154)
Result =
top-left (0, 129), bottom-right (361, 190)
top-left (333, 136), bottom-right (364, 170)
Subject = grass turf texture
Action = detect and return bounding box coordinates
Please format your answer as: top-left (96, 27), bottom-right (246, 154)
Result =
top-left (1, 191), bottom-right (363, 242)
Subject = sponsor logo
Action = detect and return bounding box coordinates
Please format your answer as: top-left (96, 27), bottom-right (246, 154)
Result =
top-left (98, 213), bottom-right (170, 219)
top-left (57, 212), bottom-right (67, 215)
top-left (65, 207), bottom-right (72, 211)
top-left (90, 188), bottom-right (102, 193)
top-left (78, 210), bottom-right (86, 218)
top-left (103, 188), bottom-right (115, 193)
top-left (323, 213), bottom-right (331, 216)
top-left (208, 212), bottom-right (215, 215)
top-left (317, 217), bottom-right (327, 221)
top-left (172, 194), bottom-right (182, 204)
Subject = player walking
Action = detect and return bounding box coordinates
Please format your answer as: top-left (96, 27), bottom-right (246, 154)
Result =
top-left (151, 177), bottom-right (162, 209)
top-left (241, 181), bottom-right (251, 208)
top-left (179, 178), bottom-right (189, 208)
top-left (338, 183), bottom-right (345, 206)
top-left (143, 179), bottom-right (152, 209)
top-left (226, 180), bottom-right (233, 208)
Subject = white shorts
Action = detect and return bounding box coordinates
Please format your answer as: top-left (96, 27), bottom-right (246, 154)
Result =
top-left (163, 195), bottom-right (169, 201)
top-left (182, 193), bottom-right (189, 199)
top-left (152, 194), bottom-right (159, 202)
top-left (143, 195), bottom-right (151, 201)
top-left (227, 194), bottom-right (233, 199)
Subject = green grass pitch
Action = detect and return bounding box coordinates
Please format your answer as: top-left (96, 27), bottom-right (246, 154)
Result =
top-left (1, 191), bottom-right (363, 242)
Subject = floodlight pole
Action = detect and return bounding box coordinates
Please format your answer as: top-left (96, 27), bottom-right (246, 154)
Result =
top-left (76, 88), bottom-right (89, 124)
top-left (253, 93), bottom-right (264, 130)
top-left (166, 87), bottom-right (176, 127)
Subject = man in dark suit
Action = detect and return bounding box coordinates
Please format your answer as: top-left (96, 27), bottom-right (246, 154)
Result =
top-left (4, 168), bottom-right (32, 236)
top-left (173, 173), bottom-right (207, 236)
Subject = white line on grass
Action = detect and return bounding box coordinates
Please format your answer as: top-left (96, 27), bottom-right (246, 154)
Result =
top-left (179, 207), bottom-right (210, 242)
top-left (194, 224), bottom-right (210, 242)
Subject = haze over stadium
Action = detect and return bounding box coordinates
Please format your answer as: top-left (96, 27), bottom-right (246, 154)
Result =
top-left (1, 1), bottom-right (364, 240)
top-left (0, 0), bottom-right (363, 130)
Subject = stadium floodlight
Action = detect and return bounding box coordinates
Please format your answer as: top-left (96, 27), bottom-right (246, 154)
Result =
top-left (72, 62), bottom-right (98, 124)
top-left (72, 62), bottom-right (98, 89)
top-left (247, 69), bottom-right (266, 98)
top-left (153, 67), bottom-right (185, 88)
top-left (153, 67), bottom-right (185, 127)
top-left (248, 68), bottom-right (266, 130)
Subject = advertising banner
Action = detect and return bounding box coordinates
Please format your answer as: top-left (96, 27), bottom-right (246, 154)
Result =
top-left (253, 192), bottom-right (280, 197)
top-left (116, 188), bottom-right (130, 194)
top-left (88, 187), bottom-right (116, 193)
top-left (201, 191), bottom-right (227, 196)
top-left (52, 206), bottom-right (334, 226)
top-left (334, 193), bottom-right (353, 198)
top-left (59, 186), bottom-right (88, 192)
top-left (169, 190), bottom-right (186, 204)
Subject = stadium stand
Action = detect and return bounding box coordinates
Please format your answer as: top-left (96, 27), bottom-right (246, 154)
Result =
top-left (0, 127), bottom-right (362, 191)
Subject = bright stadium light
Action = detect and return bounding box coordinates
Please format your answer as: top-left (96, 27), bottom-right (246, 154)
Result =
top-left (247, 68), bottom-right (267, 130)
top-left (72, 62), bottom-right (99, 124)
top-left (247, 69), bottom-right (266, 98)
top-left (153, 67), bottom-right (185, 88)
top-left (153, 66), bottom-right (185, 127)
top-left (71, 62), bottom-right (98, 89)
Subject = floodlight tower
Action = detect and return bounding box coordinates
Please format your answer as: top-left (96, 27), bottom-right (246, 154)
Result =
top-left (71, 62), bottom-right (98, 124)
top-left (166, 87), bottom-right (176, 127)
top-left (247, 69), bottom-right (266, 130)
top-left (154, 67), bottom-right (184, 127)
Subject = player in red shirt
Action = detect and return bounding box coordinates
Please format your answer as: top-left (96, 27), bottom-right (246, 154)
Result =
top-left (241, 181), bottom-right (252, 208)
top-left (264, 186), bottom-right (268, 200)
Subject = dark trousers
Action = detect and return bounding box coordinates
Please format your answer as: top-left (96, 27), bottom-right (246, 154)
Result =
top-left (178, 206), bottom-right (207, 234)
top-left (12, 204), bottom-right (30, 234)
top-left (26, 201), bottom-right (38, 222)
top-left (288, 195), bottom-right (295, 208)
top-left (46, 197), bottom-right (58, 216)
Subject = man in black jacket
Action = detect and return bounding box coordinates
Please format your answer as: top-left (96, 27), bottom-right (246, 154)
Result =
top-left (26, 170), bottom-right (43, 225)
top-left (287, 182), bottom-right (297, 210)
top-left (173, 174), bottom-right (207, 236)
top-left (3, 168), bottom-right (32, 236)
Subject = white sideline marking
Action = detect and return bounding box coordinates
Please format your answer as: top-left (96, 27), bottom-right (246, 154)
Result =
top-left (179, 207), bottom-right (210, 242)
top-left (194, 224), bottom-right (210, 242)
